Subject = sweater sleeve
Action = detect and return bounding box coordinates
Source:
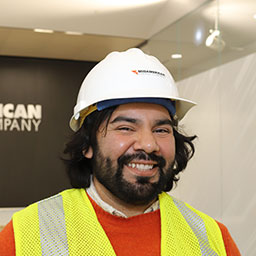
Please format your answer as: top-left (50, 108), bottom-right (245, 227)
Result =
top-left (216, 221), bottom-right (241, 256)
top-left (0, 220), bottom-right (16, 256)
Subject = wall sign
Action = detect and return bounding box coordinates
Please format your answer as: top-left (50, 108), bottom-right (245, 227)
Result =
top-left (0, 56), bottom-right (96, 207)
top-left (0, 103), bottom-right (42, 132)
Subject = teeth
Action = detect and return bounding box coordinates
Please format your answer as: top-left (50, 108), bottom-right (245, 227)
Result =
top-left (128, 163), bottom-right (154, 171)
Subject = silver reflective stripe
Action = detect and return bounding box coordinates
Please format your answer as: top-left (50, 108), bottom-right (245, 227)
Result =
top-left (38, 194), bottom-right (69, 255)
top-left (173, 198), bottom-right (218, 256)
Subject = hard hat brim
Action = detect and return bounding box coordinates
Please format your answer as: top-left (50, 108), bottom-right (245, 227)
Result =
top-left (70, 96), bottom-right (196, 132)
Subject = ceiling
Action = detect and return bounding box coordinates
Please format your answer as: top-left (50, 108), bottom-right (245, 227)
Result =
top-left (0, 0), bottom-right (255, 80)
top-left (141, 0), bottom-right (256, 80)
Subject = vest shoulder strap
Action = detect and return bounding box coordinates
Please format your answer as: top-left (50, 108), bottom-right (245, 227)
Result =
top-left (60, 189), bottom-right (116, 255)
top-left (159, 192), bottom-right (227, 256)
top-left (13, 189), bottom-right (116, 256)
top-left (13, 198), bottom-right (42, 255)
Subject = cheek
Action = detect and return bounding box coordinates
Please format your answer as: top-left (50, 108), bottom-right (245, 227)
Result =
top-left (159, 137), bottom-right (175, 161)
top-left (98, 134), bottom-right (133, 158)
top-left (117, 141), bottom-right (126, 150)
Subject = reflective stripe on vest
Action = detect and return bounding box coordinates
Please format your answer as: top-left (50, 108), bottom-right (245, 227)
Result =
top-left (13, 189), bottom-right (226, 256)
top-left (172, 198), bottom-right (218, 256)
top-left (38, 194), bottom-right (69, 255)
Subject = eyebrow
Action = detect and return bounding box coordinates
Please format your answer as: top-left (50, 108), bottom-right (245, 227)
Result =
top-left (154, 119), bottom-right (173, 127)
top-left (110, 116), bottom-right (173, 127)
top-left (110, 116), bottom-right (138, 124)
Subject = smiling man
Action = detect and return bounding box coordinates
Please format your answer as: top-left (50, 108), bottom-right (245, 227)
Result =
top-left (89, 103), bottom-right (176, 216)
top-left (0, 48), bottom-right (240, 255)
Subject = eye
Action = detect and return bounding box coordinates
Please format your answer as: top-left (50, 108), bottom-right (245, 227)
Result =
top-left (116, 126), bottom-right (135, 132)
top-left (155, 128), bottom-right (169, 133)
top-left (153, 127), bottom-right (172, 135)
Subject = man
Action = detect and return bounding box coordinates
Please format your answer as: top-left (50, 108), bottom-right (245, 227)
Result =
top-left (0, 48), bottom-right (240, 255)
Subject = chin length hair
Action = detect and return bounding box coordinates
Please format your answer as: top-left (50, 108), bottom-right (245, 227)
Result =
top-left (62, 107), bottom-right (197, 190)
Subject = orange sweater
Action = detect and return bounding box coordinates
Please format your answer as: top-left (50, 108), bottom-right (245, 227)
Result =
top-left (0, 196), bottom-right (241, 256)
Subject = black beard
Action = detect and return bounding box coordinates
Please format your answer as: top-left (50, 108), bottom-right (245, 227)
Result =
top-left (92, 148), bottom-right (174, 206)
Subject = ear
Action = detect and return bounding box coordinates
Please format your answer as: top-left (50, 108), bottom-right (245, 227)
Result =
top-left (83, 146), bottom-right (93, 159)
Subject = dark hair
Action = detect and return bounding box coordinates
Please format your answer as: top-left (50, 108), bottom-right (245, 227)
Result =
top-left (62, 108), bottom-right (196, 191)
top-left (167, 123), bottom-right (196, 191)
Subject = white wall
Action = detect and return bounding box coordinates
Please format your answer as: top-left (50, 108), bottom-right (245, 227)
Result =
top-left (0, 208), bottom-right (23, 230)
top-left (172, 52), bottom-right (256, 255)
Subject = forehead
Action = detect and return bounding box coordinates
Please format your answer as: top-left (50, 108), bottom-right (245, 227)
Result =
top-left (110, 102), bottom-right (171, 120)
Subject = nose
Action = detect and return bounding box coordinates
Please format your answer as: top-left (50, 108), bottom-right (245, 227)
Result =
top-left (133, 129), bottom-right (160, 153)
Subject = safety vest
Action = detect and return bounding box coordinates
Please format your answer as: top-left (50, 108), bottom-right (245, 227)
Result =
top-left (13, 189), bottom-right (227, 256)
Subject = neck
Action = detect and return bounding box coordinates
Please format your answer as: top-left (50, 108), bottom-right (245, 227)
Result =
top-left (93, 176), bottom-right (156, 218)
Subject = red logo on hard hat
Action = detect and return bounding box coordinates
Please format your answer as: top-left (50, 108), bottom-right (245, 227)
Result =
top-left (131, 70), bottom-right (165, 77)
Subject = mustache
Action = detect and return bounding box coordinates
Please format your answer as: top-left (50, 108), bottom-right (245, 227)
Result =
top-left (118, 151), bottom-right (166, 169)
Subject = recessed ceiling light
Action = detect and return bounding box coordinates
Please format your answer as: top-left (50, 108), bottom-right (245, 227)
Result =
top-left (97, 0), bottom-right (164, 7)
top-left (34, 28), bottom-right (54, 33)
top-left (65, 31), bottom-right (83, 35)
top-left (253, 14), bottom-right (256, 19)
top-left (194, 29), bottom-right (203, 45)
top-left (171, 54), bottom-right (182, 59)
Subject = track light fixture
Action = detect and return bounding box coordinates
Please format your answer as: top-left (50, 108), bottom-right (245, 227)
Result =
top-left (205, 0), bottom-right (225, 51)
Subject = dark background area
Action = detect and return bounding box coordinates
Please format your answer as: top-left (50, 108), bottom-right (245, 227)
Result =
top-left (0, 56), bottom-right (96, 207)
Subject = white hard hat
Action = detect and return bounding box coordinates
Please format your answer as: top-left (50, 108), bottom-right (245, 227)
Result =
top-left (70, 48), bottom-right (196, 131)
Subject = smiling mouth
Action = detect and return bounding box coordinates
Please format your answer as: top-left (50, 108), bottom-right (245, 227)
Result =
top-left (127, 163), bottom-right (154, 171)
top-left (125, 162), bottom-right (159, 178)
